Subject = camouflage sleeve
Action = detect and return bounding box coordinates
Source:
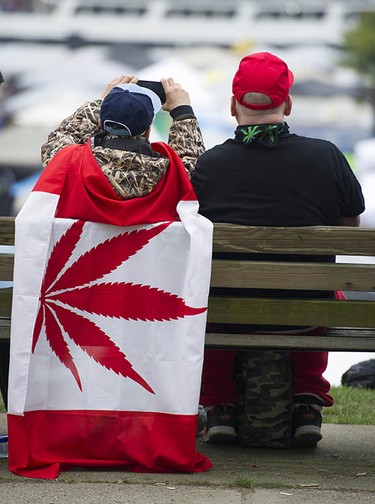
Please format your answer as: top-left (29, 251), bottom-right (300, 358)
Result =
top-left (41, 99), bottom-right (102, 168)
top-left (167, 117), bottom-right (205, 178)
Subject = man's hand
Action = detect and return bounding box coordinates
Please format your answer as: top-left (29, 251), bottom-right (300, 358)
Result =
top-left (161, 78), bottom-right (191, 112)
top-left (100, 75), bottom-right (138, 100)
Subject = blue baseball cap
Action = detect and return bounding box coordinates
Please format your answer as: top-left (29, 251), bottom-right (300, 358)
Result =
top-left (100, 83), bottom-right (162, 137)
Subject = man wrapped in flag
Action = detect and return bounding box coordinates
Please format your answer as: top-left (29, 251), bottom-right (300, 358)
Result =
top-left (8, 76), bottom-right (213, 478)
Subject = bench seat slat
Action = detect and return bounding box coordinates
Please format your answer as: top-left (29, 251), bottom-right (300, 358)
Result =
top-left (0, 319), bottom-right (10, 340)
top-left (205, 328), bottom-right (375, 351)
top-left (0, 289), bottom-right (12, 318)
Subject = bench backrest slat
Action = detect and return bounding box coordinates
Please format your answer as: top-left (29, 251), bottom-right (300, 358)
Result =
top-left (0, 217), bottom-right (15, 246)
top-left (2, 219), bottom-right (375, 255)
top-left (211, 260), bottom-right (375, 292)
top-left (0, 254), bottom-right (14, 281)
top-left (208, 297), bottom-right (375, 328)
top-left (213, 224), bottom-right (375, 256)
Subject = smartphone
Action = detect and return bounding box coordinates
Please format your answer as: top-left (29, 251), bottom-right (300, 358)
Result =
top-left (137, 80), bottom-right (166, 104)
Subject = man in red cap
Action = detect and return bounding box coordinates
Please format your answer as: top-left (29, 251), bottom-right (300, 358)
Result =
top-left (192, 52), bottom-right (365, 447)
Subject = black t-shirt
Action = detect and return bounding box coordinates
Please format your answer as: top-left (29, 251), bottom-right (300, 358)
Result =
top-left (192, 131), bottom-right (364, 227)
top-left (191, 129), bottom-right (365, 307)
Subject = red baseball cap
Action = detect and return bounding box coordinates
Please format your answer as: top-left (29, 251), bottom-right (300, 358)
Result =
top-left (232, 52), bottom-right (294, 110)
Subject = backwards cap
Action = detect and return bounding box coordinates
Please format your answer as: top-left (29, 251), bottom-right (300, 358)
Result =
top-left (100, 83), bottom-right (162, 137)
top-left (232, 52), bottom-right (294, 110)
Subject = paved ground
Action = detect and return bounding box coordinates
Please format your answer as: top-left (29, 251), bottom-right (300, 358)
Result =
top-left (0, 413), bottom-right (374, 503)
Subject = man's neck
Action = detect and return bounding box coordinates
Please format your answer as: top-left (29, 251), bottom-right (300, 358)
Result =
top-left (237, 114), bottom-right (285, 126)
top-left (234, 122), bottom-right (289, 147)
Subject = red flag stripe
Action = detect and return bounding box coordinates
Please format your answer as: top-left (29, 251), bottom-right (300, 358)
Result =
top-left (33, 141), bottom-right (197, 227)
top-left (8, 411), bottom-right (212, 479)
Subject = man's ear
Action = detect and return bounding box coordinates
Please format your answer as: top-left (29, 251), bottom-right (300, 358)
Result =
top-left (284, 95), bottom-right (292, 116)
top-left (230, 96), bottom-right (237, 117)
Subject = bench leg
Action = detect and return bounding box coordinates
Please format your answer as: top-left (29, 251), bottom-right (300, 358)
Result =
top-left (0, 341), bottom-right (10, 411)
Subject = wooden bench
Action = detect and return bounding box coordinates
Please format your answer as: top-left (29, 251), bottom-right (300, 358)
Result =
top-left (1, 216), bottom-right (374, 446)
top-left (1, 216), bottom-right (375, 351)
top-left (206, 223), bottom-right (375, 352)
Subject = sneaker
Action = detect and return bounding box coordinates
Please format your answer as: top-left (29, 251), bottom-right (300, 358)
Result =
top-left (203, 404), bottom-right (237, 443)
top-left (292, 404), bottom-right (322, 447)
top-left (196, 405), bottom-right (207, 435)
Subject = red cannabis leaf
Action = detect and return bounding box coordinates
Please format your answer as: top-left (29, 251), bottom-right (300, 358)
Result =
top-left (53, 283), bottom-right (206, 321)
top-left (50, 302), bottom-right (153, 394)
top-left (48, 221), bottom-right (170, 293)
top-left (44, 304), bottom-right (82, 390)
top-left (32, 220), bottom-right (207, 393)
top-left (43, 220), bottom-right (85, 295)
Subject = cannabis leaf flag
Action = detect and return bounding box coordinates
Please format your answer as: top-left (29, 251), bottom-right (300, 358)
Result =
top-left (8, 141), bottom-right (213, 478)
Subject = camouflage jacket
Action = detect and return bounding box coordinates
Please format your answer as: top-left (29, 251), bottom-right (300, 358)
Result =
top-left (41, 99), bottom-right (205, 199)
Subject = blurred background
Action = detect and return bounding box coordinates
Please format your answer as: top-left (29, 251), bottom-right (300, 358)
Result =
top-left (1, 0), bottom-right (375, 384)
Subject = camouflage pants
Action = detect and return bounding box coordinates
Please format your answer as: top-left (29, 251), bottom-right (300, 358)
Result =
top-left (236, 350), bottom-right (293, 448)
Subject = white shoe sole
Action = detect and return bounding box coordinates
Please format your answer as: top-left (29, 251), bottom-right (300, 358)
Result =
top-left (293, 425), bottom-right (322, 447)
top-left (203, 425), bottom-right (236, 443)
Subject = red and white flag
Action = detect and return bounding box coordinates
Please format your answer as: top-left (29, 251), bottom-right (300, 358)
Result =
top-left (8, 141), bottom-right (213, 478)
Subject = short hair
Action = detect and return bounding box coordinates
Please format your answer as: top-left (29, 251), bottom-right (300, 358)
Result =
top-left (242, 92), bottom-right (272, 107)
top-left (236, 92), bottom-right (285, 117)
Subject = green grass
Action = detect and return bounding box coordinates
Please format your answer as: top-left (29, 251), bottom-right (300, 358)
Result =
top-left (234, 477), bottom-right (254, 488)
top-left (323, 386), bottom-right (375, 425)
top-left (1, 386), bottom-right (374, 424)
